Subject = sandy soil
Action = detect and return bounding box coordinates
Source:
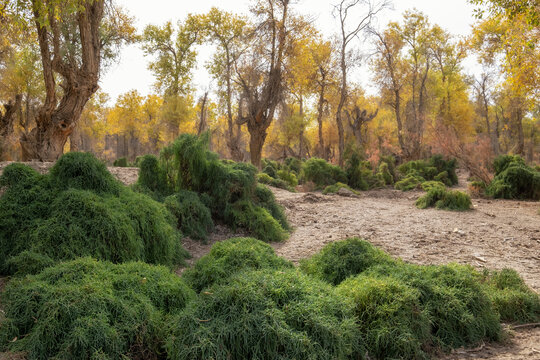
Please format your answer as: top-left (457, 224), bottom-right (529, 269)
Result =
top-left (0, 163), bottom-right (539, 359)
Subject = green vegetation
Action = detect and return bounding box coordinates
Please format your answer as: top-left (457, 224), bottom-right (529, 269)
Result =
top-left (395, 155), bottom-right (459, 191)
top-left (0, 258), bottom-right (195, 360)
top-left (416, 187), bottom-right (472, 211)
top-left (302, 157), bottom-right (347, 188)
top-left (486, 155), bottom-right (540, 200)
top-left (164, 190), bottom-right (214, 241)
top-left (300, 238), bottom-right (395, 285)
top-left (113, 157), bottom-right (128, 167)
top-left (0, 153), bottom-right (187, 275)
top-left (183, 237), bottom-right (292, 292)
top-left (136, 134), bottom-right (289, 242)
top-left (257, 172), bottom-right (295, 191)
top-left (322, 182), bottom-right (359, 195)
top-left (345, 151), bottom-right (381, 190)
top-left (167, 269), bottom-right (359, 360)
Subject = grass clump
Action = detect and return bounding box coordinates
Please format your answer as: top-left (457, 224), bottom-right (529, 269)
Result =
top-left (257, 172), bottom-right (294, 191)
top-left (113, 157), bottom-right (128, 167)
top-left (276, 169), bottom-right (298, 188)
top-left (421, 180), bottom-right (446, 192)
top-left (302, 157), bottom-right (347, 188)
top-left (300, 238), bottom-right (395, 285)
top-left (322, 182), bottom-right (359, 195)
top-left (136, 134), bottom-right (289, 242)
top-left (482, 269), bottom-right (540, 323)
top-left (337, 275), bottom-right (430, 359)
top-left (0, 258), bottom-right (195, 360)
top-left (396, 155), bottom-right (458, 190)
top-left (376, 161), bottom-right (394, 185)
top-left (167, 268), bottom-right (359, 360)
top-left (164, 190), bottom-right (214, 242)
top-left (486, 155), bottom-right (540, 200)
top-left (182, 237), bottom-right (292, 292)
top-left (0, 153), bottom-right (187, 275)
top-left (416, 187), bottom-right (472, 211)
top-left (395, 174), bottom-right (424, 191)
top-left (344, 150), bottom-right (382, 190)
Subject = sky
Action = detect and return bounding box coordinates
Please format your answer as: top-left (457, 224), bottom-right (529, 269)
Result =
top-left (99, 0), bottom-right (480, 104)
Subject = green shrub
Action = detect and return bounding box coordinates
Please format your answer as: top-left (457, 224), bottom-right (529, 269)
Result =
top-left (364, 263), bottom-right (502, 350)
top-left (135, 154), bottom-right (168, 198)
top-left (254, 184), bottom-right (290, 231)
top-left (300, 238), bottom-right (395, 285)
top-left (257, 172), bottom-right (294, 191)
top-left (394, 174), bottom-right (424, 191)
top-left (262, 164), bottom-right (277, 178)
top-left (164, 190), bottom-right (214, 242)
top-left (302, 158), bottom-right (347, 188)
top-left (113, 157), bottom-right (128, 167)
top-left (284, 156), bottom-right (303, 174)
top-left (167, 269), bottom-right (359, 360)
top-left (397, 155), bottom-right (458, 187)
top-left (376, 162), bottom-right (394, 185)
top-left (379, 155), bottom-right (397, 180)
top-left (276, 169), bottom-right (298, 188)
top-left (261, 158), bottom-right (280, 177)
top-left (136, 134), bottom-right (290, 242)
top-left (416, 187), bottom-right (471, 211)
top-left (183, 237), bottom-right (292, 292)
top-left (345, 151), bottom-right (380, 190)
top-left (322, 182), bottom-right (359, 195)
top-left (421, 180), bottom-right (446, 192)
top-left (0, 154), bottom-right (187, 275)
top-left (486, 156), bottom-right (540, 200)
top-left (482, 269), bottom-right (540, 323)
top-left (0, 258), bottom-right (195, 360)
top-left (337, 275), bottom-right (431, 359)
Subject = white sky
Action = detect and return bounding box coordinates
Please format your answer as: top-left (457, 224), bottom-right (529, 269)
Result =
top-left (100, 0), bottom-right (480, 104)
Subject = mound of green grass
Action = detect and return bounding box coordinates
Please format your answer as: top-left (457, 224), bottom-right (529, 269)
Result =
top-left (302, 158), bottom-right (347, 188)
top-left (345, 151), bottom-right (382, 190)
top-left (376, 161), bottom-right (394, 185)
top-left (300, 238), bottom-right (395, 285)
top-left (0, 153), bottom-right (187, 275)
top-left (396, 155), bottom-right (458, 190)
top-left (322, 182), bottom-right (359, 195)
top-left (136, 134), bottom-right (289, 242)
top-left (164, 190), bottom-right (214, 242)
top-left (113, 157), bottom-right (128, 167)
top-left (486, 155), bottom-right (540, 200)
top-left (416, 187), bottom-right (472, 211)
top-left (257, 172), bottom-right (294, 192)
top-left (183, 237), bottom-right (292, 292)
top-left (276, 169), bottom-right (298, 188)
top-left (421, 180), bottom-right (446, 192)
top-left (337, 275), bottom-right (431, 359)
top-left (394, 174), bottom-right (424, 191)
top-left (167, 269), bottom-right (359, 360)
top-left (0, 258), bottom-right (195, 360)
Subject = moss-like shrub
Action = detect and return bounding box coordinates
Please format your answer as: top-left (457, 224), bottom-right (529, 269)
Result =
top-left (300, 238), bottom-right (395, 285)
top-left (167, 269), bottom-right (359, 360)
top-left (394, 174), bottom-right (424, 191)
top-left (0, 258), bottom-right (195, 360)
top-left (397, 155), bottom-right (458, 188)
top-left (284, 156), bottom-right (303, 174)
top-left (421, 180), bottom-right (446, 192)
top-left (254, 184), bottom-right (290, 231)
top-left (257, 172), bottom-right (294, 191)
top-left (322, 182), bottom-right (359, 195)
top-left (302, 158), bottom-right (347, 188)
top-left (113, 157), bottom-right (128, 167)
top-left (276, 169), bottom-right (298, 188)
top-left (469, 180), bottom-right (487, 197)
top-left (136, 134), bottom-right (289, 242)
top-left (482, 269), bottom-right (540, 323)
top-left (164, 190), bottom-right (214, 242)
top-left (0, 153), bottom-right (187, 275)
top-left (365, 262), bottom-right (502, 350)
top-left (183, 237), bottom-right (292, 292)
top-left (376, 162), bottom-right (394, 185)
top-left (345, 151), bottom-right (381, 190)
top-left (486, 155), bottom-right (540, 200)
top-left (416, 187), bottom-right (471, 211)
top-left (337, 275), bottom-right (430, 359)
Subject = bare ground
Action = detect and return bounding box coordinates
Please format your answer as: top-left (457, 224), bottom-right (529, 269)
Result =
top-left (0, 163), bottom-right (539, 359)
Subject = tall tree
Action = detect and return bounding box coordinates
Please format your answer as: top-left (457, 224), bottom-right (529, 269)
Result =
top-left (333, 0), bottom-right (388, 166)
top-left (5, 0), bottom-right (135, 160)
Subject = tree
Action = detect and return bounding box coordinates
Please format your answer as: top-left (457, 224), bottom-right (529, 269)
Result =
top-left (470, 0), bottom-right (539, 26)
top-left (333, 0), bottom-right (389, 166)
top-left (5, 0), bottom-right (135, 161)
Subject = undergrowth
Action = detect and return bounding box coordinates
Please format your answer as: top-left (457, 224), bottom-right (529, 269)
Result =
top-left (416, 187), bottom-right (472, 211)
top-left (486, 155), bottom-right (540, 200)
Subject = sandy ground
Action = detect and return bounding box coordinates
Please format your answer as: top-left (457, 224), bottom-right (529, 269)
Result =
top-left (0, 163), bottom-right (539, 359)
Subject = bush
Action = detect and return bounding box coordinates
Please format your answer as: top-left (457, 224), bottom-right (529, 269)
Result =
top-left (167, 269), bottom-right (359, 360)
top-left (322, 182), bottom-right (359, 195)
top-left (0, 153), bottom-right (187, 275)
top-left (469, 180), bottom-right (487, 197)
top-left (337, 275), bottom-right (430, 359)
top-left (113, 157), bottom-right (128, 167)
top-left (345, 151), bottom-right (381, 190)
top-left (397, 155), bottom-right (458, 188)
top-left (164, 190), bottom-right (214, 242)
top-left (394, 174), bottom-right (424, 191)
top-left (421, 180), bottom-right (446, 192)
top-left (257, 172), bottom-right (294, 191)
top-left (302, 158), bottom-right (347, 188)
top-left (486, 155), bottom-right (540, 200)
top-left (254, 184), bottom-right (290, 231)
top-left (416, 187), bottom-right (472, 211)
top-left (0, 258), bottom-right (195, 360)
top-left (300, 238), bottom-right (395, 285)
top-left (276, 169), bottom-right (298, 188)
top-left (284, 156), bottom-right (303, 174)
top-left (376, 162), bottom-right (394, 185)
top-left (182, 237), bottom-right (292, 292)
top-left (482, 269), bottom-right (540, 323)
top-left (136, 134), bottom-right (290, 242)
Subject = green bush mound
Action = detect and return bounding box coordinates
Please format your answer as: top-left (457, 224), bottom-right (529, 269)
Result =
top-left (136, 134), bottom-right (289, 243)
top-left (0, 153), bottom-right (187, 275)
top-left (183, 237), bottom-right (292, 292)
top-left (254, 184), bottom-right (290, 231)
top-left (276, 169), bottom-right (298, 188)
top-left (337, 275), bottom-right (431, 359)
top-left (164, 190), bottom-right (214, 242)
top-left (167, 269), bottom-right (359, 360)
top-left (302, 157), bottom-right (347, 188)
top-left (376, 162), bottom-right (394, 185)
top-left (0, 258), bottom-right (195, 360)
top-left (322, 182), bottom-right (359, 195)
top-left (486, 155), bottom-right (540, 200)
top-left (396, 155), bottom-right (458, 190)
top-left (257, 172), bottom-right (294, 192)
top-left (300, 238), bottom-right (395, 285)
top-left (284, 156), bottom-right (303, 174)
top-left (113, 157), bottom-right (128, 167)
top-left (416, 187), bottom-right (472, 211)
top-left (345, 151), bottom-right (382, 190)
top-left (482, 269), bottom-right (540, 323)
top-left (421, 180), bottom-right (446, 192)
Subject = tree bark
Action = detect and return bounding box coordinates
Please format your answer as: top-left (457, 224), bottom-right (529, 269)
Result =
top-left (0, 95), bottom-right (22, 159)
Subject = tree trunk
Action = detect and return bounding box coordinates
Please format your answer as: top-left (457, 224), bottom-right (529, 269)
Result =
top-left (248, 125), bottom-right (267, 169)
top-left (0, 95), bottom-right (22, 160)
